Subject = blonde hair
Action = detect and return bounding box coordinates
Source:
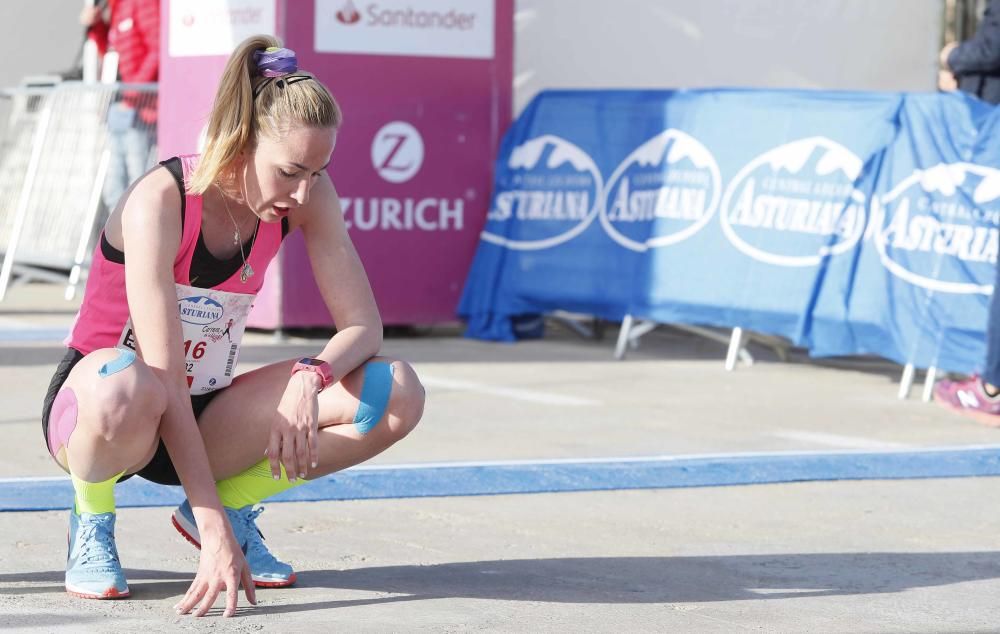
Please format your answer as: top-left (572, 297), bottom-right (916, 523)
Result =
top-left (188, 35), bottom-right (343, 195)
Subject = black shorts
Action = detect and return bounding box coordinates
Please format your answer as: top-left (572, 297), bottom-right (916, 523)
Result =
top-left (41, 347), bottom-right (222, 486)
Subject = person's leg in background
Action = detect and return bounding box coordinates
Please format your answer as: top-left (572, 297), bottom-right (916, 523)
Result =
top-left (934, 254), bottom-right (1000, 424)
top-left (122, 117), bottom-right (155, 190)
top-left (981, 263), bottom-right (1000, 397)
top-left (102, 102), bottom-right (134, 211)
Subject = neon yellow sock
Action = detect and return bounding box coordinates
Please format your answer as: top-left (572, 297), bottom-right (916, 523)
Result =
top-left (216, 459), bottom-right (306, 509)
top-left (71, 470), bottom-right (125, 515)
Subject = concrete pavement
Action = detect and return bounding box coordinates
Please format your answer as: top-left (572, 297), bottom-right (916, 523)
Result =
top-left (2, 283), bottom-right (1000, 632)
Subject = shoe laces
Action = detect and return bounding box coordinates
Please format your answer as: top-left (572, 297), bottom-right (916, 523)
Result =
top-left (75, 515), bottom-right (119, 567)
top-left (229, 506), bottom-right (276, 562)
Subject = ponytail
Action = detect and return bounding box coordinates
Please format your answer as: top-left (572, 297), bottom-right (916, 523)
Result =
top-left (188, 35), bottom-right (342, 195)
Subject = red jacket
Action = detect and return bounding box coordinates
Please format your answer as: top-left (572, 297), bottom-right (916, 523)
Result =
top-left (88, 0), bottom-right (159, 121)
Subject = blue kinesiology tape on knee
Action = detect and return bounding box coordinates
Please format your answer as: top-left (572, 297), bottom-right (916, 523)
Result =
top-left (98, 348), bottom-right (136, 378)
top-left (353, 362), bottom-right (395, 435)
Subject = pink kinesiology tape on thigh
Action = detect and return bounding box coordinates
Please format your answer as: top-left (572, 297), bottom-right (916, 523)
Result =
top-left (47, 388), bottom-right (79, 457)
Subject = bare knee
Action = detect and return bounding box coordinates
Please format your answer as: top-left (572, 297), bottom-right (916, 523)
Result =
top-left (385, 360), bottom-right (424, 439)
top-left (88, 353), bottom-right (166, 441)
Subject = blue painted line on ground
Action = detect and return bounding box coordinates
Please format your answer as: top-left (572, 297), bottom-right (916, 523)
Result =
top-left (4, 447), bottom-right (1000, 512)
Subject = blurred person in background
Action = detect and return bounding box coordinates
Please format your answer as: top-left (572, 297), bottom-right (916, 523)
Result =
top-left (80, 0), bottom-right (159, 210)
top-left (934, 0), bottom-right (1000, 423)
top-left (939, 0), bottom-right (1000, 103)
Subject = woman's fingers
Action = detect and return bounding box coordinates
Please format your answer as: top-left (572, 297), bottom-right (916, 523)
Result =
top-left (281, 431), bottom-right (299, 482)
top-left (294, 425), bottom-right (310, 479)
top-left (194, 582), bottom-right (222, 617)
top-left (222, 581), bottom-right (239, 618)
top-left (175, 579), bottom-right (206, 615)
top-left (242, 565), bottom-right (257, 606)
top-left (175, 546), bottom-right (256, 618)
top-left (267, 428), bottom-right (282, 479)
top-left (308, 423), bottom-right (320, 471)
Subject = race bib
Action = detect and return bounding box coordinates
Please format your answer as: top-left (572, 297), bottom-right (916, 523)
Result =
top-left (118, 284), bottom-right (254, 395)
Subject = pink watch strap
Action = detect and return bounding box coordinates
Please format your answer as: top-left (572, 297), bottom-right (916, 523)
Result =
top-left (292, 358), bottom-right (334, 390)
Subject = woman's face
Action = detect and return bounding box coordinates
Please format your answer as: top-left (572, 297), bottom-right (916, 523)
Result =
top-left (241, 125), bottom-right (337, 222)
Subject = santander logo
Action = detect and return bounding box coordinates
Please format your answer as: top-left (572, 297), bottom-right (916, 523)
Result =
top-left (316, 0), bottom-right (493, 59)
top-left (336, 0), bottom-right (361, 25)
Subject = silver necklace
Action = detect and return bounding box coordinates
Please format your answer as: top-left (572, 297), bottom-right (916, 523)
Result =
top-left (217, 186), bottom-right (257, 283)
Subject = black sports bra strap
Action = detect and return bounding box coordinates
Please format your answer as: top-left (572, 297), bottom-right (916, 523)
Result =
top-left (158, 157), bottom-right (187, 232)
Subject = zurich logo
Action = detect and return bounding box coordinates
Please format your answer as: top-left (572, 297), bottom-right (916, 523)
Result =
top-left (178, 296), bottom-right (224, 326)
top-left (371, 121), bottom-right (424, 184)
top-left (720, 137), bottom-right (867, 267)
top-left (874, 163), bottom-right (999, 295)
top-left (601, 129), bottom-right (721, 252)
top-left (481, 135), bottom-right (603, 251)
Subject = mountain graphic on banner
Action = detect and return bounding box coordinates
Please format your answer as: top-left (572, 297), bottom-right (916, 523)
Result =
top-left (975, 172), bottom-right (1000, 204)
top-left (508, 136), bottom-right (593, 172)
top-left (761, 138), bottom-right (862, 181)
top-left (908, 163), bottom-right (1000, 204)
top-left (629, 133), bottom-right (715, 170)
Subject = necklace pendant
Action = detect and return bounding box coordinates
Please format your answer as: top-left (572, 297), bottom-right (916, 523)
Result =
top-left (240, 262), bottom-right (254, 283)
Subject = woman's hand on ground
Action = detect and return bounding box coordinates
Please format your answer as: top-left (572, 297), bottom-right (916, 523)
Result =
top-left (269, 371), bottom-right (323, 480)
top-left (174, 526), bottom-right (256, 617)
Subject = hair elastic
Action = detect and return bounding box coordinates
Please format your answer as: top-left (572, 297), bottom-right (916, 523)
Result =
top-left (252, 75), bottom-right (314, 100)
top-left (254, 46), bottom-right (297, 77)
top-left (252, 47), bottom-right (314, 100)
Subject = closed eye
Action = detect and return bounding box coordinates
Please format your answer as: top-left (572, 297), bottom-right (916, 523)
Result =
top-left (289, 160), bottom-right (332, 176)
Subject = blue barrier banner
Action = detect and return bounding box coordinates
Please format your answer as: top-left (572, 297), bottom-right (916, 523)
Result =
top-left (812, 94), bottom-right (999, 370)
top-left (458, 89), bottom-right (1000, 372)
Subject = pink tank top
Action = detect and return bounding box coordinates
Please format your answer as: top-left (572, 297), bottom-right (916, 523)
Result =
top-left (66, 155), bottom-right (283, 354)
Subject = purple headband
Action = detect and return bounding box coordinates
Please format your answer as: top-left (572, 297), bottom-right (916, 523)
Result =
top-left (254, 46), bottom-right (297, 77)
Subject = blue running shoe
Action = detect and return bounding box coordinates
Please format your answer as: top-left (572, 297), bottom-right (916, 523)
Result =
top-left (171, 500), bottom-right (296, 587)
top-left (65, 510), bottom-right (129, 599)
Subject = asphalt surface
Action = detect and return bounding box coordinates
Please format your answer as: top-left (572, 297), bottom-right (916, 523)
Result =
top-left (2, 283), bottom-right (1000, 632)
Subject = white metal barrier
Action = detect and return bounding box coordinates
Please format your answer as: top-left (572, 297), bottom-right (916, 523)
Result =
top-left (614, 314), bottom-right (944, 400)
top-left (614, 314), bottom-right (788, 371)
top-left (0, 80), bottom-right (157, 301)
top-left (897, 363), bottom-right (939, 402)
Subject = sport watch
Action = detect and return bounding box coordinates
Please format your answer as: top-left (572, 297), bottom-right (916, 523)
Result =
top-left (291, 358), bottom-right (335, 391)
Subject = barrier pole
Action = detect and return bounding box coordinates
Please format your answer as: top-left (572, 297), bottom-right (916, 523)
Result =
top-left (66, 147), bottom-right (110, 300)
top-left (614, 314), bottom-right (634, 360)
top-left (725, 327), bottom-right (746, 371)
top-left (0, 95), bottom-right (54, 302)
top-left (82, 39), bottom-right (98, 84)
top-left (897, 363), bottom-right (915, 400)
top-left (921, 366), bottom-right (938, 403)
top-left (100, 52), bottom-right (119, 85)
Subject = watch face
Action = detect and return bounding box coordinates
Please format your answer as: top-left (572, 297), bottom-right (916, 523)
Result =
top-left (299, 358), bottom-right (324, 366)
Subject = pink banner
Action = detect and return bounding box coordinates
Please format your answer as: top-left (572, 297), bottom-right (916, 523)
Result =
top-left (159, 0), bottom-right (513, 327)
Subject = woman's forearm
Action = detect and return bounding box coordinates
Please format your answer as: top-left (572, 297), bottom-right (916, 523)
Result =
top-left (154, 375), bottom-right (227, 529)
top-left (316, 323), bottom-right (382, 380)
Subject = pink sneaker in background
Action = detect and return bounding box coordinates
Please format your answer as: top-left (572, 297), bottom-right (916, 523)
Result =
top-left (933, 374), bottom-right (1000, 427)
